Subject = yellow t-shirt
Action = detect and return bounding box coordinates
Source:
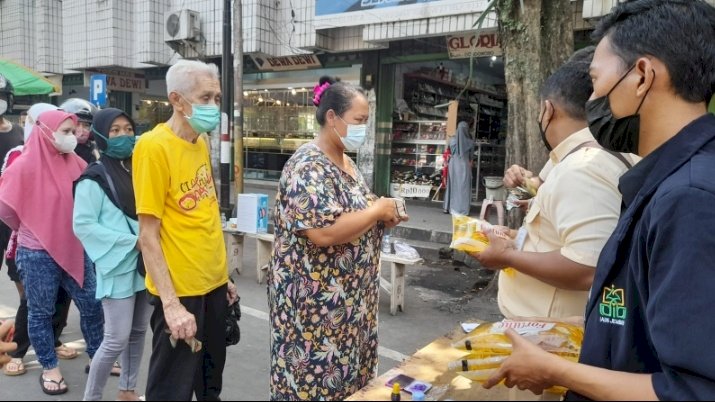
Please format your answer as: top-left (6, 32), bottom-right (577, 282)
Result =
top-left (133, 123), bottom-right (227, 297)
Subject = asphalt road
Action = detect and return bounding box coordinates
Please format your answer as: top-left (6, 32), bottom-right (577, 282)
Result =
top-left (0, 238), bottom-right (500, 401)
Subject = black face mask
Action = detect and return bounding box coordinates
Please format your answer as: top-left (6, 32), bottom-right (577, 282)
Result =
top-left (586, 65), bottom-right (653, 154)
top-left (538, 111), bottom-right (553, 152)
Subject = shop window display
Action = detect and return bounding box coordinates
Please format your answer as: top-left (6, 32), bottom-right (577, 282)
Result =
top-left (392, 60), bottom-right (507, 203)
top-left (243, 88), bottom-right (321, 181)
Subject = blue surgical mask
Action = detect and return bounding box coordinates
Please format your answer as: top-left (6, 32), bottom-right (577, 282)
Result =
top-left (334, 116), bottom-right (367, 152)
top-left (92, 127), bottom-right (136, 160)
top-left (181, 95), bottom-right (221, 134)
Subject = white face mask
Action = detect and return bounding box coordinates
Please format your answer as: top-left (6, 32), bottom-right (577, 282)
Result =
top-left (41, 122), bottom-right (78, 154)
top-left (0, 99), bottom-right (7, 116)
top-left (53, 132), bottom-right (78, 154)
top-left (333, 115), bottom-right (368, 152)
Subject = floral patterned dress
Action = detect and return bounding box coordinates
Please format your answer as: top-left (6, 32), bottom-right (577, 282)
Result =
top-left (268, 143), bottom-right (384, 401)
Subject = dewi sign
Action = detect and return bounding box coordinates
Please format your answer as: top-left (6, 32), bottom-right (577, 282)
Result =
top-left (314, 0), bottom-right (490, 29)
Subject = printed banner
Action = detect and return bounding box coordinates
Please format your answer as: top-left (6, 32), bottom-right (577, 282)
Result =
top-left (314, 0), bottom-right (490, 29)
top-left (316, 0), bottom-right (441, 16)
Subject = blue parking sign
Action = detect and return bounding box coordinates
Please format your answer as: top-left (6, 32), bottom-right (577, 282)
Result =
top-left (90, 74), bottom-right (107, 107)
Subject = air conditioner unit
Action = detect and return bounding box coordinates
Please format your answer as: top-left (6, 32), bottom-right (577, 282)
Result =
top-left (164, 9), bottom-right (201, 43)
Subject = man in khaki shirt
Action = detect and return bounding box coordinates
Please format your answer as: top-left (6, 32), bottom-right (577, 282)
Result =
top-left (474, 50), bottom-right (637, 320)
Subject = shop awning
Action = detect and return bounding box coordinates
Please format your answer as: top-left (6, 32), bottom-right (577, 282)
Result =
top-left (0, 58), bottom-right (60, 96)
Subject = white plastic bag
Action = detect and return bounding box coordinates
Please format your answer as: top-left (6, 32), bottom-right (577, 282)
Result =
top-left (393, 241), bottom-right (420, 260)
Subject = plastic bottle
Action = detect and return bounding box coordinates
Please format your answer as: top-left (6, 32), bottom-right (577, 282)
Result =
top-left (382, 234), bottom-right (392, 254)
top-left (412, 390), bottom-right (426, 401)
top-left (391, 383), bottom-right (401, 401)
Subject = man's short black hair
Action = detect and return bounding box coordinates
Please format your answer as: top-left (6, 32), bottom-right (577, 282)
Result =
top-left (540, 48), bottom-right (594, 121)
top-left (593, 0), bottom-right (715, 103)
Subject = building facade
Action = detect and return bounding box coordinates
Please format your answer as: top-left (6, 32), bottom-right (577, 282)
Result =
top-left (3, 0), bottom-right (695, 199)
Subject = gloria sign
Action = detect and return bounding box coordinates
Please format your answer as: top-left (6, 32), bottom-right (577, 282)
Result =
top-left (447, 32), bottom-right (501, 59)
top-left (314, 0), bottom-right (490, 29)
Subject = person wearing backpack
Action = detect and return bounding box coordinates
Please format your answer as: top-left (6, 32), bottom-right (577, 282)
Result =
top-left (73, 108), bottom-right (149, 401)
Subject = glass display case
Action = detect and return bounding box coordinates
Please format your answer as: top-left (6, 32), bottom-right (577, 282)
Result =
top-left (243, 88), bottom-right (317, 181)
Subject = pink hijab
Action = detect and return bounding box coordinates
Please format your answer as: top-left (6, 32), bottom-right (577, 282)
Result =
top-left (0, 110), bottom-right (88, 285)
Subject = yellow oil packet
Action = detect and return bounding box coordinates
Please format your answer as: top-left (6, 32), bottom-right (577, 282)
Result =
top-left (452, 320), bottom-right (583, 356)
top-left (450, 215), bottom-right (493, 254)
top-left (448, 320), bottom-right (584, 395)
top-left (450, 215), bottom-right (517, 277)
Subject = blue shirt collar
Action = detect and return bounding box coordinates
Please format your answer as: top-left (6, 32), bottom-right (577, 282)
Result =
top-left (618, 114), bottom-right (715, 208)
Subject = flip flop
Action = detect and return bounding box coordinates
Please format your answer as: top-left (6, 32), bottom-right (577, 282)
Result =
top-left (3, 358), bottom-right (25, 376)
top-left (39, 374), bottom-right (68, 395)
top-left (55, 344), bottom-right (79, 360)
top-left (86, 360), bottom-right (121, 376)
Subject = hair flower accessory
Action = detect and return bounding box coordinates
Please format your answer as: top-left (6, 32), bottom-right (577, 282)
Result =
top-left (312, 82), bottom-right (332, 106)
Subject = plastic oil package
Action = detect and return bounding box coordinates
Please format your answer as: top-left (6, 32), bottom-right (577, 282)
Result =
top-left (450, 215), bottom-right (517, 277)
top-left (448, 320), bottom-right (584, 395)
top-left (450, 215), bottom-right (493, 254)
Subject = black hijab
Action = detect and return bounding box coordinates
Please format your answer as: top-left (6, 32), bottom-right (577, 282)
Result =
top-left (76, 108), bottom-right (137, 220)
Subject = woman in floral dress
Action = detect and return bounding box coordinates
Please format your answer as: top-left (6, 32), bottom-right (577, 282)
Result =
top-left (269, 76), bottom-right (408, 401)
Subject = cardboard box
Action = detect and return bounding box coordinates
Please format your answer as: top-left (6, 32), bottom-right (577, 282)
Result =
top-left (236, 193), bottom-right (269, 234)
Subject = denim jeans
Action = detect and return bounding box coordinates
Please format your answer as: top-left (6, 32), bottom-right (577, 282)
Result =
top-left (16, 247), bottom-right (104, 370)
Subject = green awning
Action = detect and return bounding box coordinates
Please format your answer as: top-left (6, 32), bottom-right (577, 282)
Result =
top-left (0, 58), bottom-right (59, 96)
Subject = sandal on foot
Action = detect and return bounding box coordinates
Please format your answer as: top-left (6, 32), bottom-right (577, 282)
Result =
top-left (55, 344), bottom-right (79, 360)
top-left (86, 360), bottom-right (121, 376)
top-left (39, 374), bottom-right (68, 395)
top-left (3, 358), bottom-right (26, 376)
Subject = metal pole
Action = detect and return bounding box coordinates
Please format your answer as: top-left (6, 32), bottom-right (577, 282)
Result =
top-left (233, 0), bottom-right (244, 194)
top-left (220, 0), bottom-right (233, 215)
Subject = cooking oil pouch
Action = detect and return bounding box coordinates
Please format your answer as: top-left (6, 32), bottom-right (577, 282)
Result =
top-left (453, 366), bottom-right (569, 395)
top-left (449, 320), bottom-right (584, 395)
top-left (451, 320), bottom-right (583, 357)
top-left (450, 215), bottom-right (494, 254)
top-left (450, 215), bottom-right (517, 277)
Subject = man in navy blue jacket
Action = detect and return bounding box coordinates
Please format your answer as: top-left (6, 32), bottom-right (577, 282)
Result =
top-left (482, 0), bottom-right (715, 400)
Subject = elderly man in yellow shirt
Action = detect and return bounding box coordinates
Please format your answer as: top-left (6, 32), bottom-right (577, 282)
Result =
top-left (133, 59), bottom-right (238, 401)
top-left (474, 50), bottom-right (637, 322)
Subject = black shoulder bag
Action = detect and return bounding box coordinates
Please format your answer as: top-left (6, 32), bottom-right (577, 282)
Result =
top-left (97, 162), bottom-right (146, 277)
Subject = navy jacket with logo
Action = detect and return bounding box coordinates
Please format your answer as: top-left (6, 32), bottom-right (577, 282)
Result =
top-left (566, 114), bottom-right (715, 400)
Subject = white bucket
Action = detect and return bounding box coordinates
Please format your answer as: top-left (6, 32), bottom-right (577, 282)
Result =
top-left (483, 176), bottom-right (506, 201)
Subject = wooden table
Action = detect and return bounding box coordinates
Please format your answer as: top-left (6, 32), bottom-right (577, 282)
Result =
top-left (379, 254), bottom-right (423, 315)
top-left (253, 232), bottom-right (275, 284)
top-left (223, 229), bottom-right (275, 282)
top-left (347, 327), bottom-right (509, 401)
top-left (223, 229), bottom-right (244, 276)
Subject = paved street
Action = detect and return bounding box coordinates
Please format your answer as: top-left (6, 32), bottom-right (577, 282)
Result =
top-left (0, 238), bottom-right (501, 401)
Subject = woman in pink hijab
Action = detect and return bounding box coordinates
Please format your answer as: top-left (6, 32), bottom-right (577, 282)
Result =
top-left (0, 109), bottom-right (103, 396)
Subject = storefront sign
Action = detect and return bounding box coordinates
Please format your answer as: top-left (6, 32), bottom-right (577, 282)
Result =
top-left (447, 32), bottom-right (502, 59)
top-left (314, 0), bottom-right (490, 29)
top-left (250, 54), bottom-right (322, 72)
top-left (392, 183), bottom-right (433, 198)
top-left (317, 0), bottom-right (441, 15)
top-left (84, 68), bottom-right (146, 93)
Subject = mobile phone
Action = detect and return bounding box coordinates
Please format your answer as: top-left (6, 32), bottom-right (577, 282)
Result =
top-left (386, 374), bottom-right (415, 389)
top-left (385, 374), bottom-right (433, 394)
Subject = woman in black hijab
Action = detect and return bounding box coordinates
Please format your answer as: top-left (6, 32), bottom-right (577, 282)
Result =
top-left (73, 108), bottom-right (150, 401)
